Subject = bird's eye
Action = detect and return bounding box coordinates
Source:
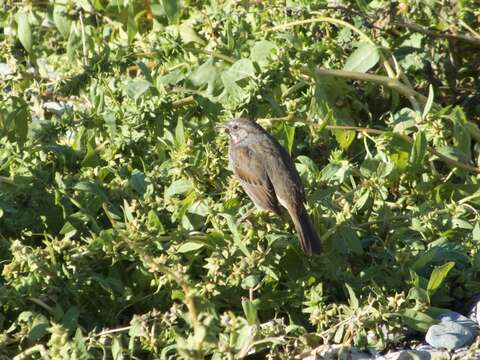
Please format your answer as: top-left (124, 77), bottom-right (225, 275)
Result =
top-left (232, 125), bottom-right (238, 130)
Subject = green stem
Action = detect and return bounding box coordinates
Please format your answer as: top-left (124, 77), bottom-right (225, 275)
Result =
top-left (269, 16), bottom-right (375, 46)
top-left (300, 66), bottom-right (428, 105)
top-left (184, 47), bottom-right (236, 64)
top-left (269, 15), bottom-right (421, 111)
top-left (258, 117), bottom-right (480, 175)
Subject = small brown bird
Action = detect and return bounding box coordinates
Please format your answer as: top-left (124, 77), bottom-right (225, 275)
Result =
top-left (216, 118), bottom-right (321, 256)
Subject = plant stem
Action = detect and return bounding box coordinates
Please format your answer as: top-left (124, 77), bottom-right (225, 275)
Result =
top-left (395, 20), bottom-right (480, 47)
top-left (269, 15), bottom-right (421, 111)
top-left (299, 66), bottom-right (429, 105)
top-left (258, 117), bottom-right (480, 174)
top-left (184, 47), bottom-right (236, 64)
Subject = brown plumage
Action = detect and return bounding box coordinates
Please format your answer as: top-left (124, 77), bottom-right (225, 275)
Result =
top-left (217, 118), bottom-right (321, 256)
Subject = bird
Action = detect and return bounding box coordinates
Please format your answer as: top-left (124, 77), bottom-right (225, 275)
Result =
top-left (216, 118), bottom-right (321, 256)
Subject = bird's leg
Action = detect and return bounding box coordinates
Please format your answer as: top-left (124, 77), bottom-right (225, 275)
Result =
top-left (239, 206), bottom-right (256, 224)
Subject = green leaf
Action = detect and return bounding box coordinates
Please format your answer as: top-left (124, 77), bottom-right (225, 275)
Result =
top-left (16, 10), bottom-right (32, 53)
top-left (162, 0), bottom-right (180, 23)
top-left (61, 307), bottom-right (79, 332)
top-left (345, 283), bottom-right (359, 309)
top-left (219, 70), bottom-right (248, 105)
top-left (250, 40), bottom-right (277, 64)
top-left (147, 210), bottom-right (166, 234)
top-left (473, 222), bottom-right (480, 242)
top-left (227, 59), bottom-right (255, 81)
top-left (178, 23), bottom-right (206, 45)
top-left (126, 79), bottom-right (151, 100)
top-left (28, 315), bottom-right (49, 342)
top-left (411, 248), bottom-right (439, 271)
top-left (333, 128), bottom-right (355, 150)
top-left (72, 328), bottom-right (89, 359)
top-left (423, 84), bottom-right (434, 118)
top-left (67, 24), bottom-right (81, 62)
top-left (409, 130), bottom-right (427, 172)
top-left (127, 2), bottom-right (138, 44)
top-left (333, 323), bottom-right (345, 343)
top-left (164, 179), bottom-right (193, 200)
top-left (343, 42), bottom-right (379, 73)
top-left (53, 5), bottom-right (71, 39)
top-left (7, 97), bottom-right (31, 147)
top-left (436, 145), bottom-right (468, 162)
top-left (177, 241), bottom-right (205, 253)
top-left (221, 213), bottom-right (250, 257)
top-left (130, 170), bottom-right (147, 195)
top-left (175, 118), bottom-right (185, 146)
top-left (283, 123), bottom-right (295, 155)
top-left (241, 299), bottom-right (258, 325)
top-left (401, 309), bottom-right (437, 333)
top-left (393, 108), bottom-right (417, 133)
top-left (427, 261), bottom-right (455, 295)
top-left (112, 336), bottom-right (124, 360)
top-left (241, 275), bottom-right (260, 289)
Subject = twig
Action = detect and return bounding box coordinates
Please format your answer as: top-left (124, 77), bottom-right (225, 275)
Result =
top-left (13, 345), bottom-right (50, 360)
top-left (89, 325), bottom-right (132, 339)
top-left (394, 20), bottom-right (480, 47)
top-left (79, 13), bottom-right (88, 66)
top-left (184, 47), bottom-right (236, 64)
top-left (258, 116), bottom-right (480, 174)
top-left (28, 297), bottom-right (55, 314)
top-left (172, 95), bottom-right (195, 108)
top-left (327, 125), bottom-right (480, 174)
top-left (299, 66), bottom-right (429, 105)
top-left (144, 0), bottom-right (153, 23)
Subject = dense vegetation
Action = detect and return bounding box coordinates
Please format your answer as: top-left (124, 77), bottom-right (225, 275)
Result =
top-left (1, 0), bottom-right (480, 358)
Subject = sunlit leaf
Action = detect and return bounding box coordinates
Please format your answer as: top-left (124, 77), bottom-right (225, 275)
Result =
top-left (427, 261), bottom-right (455, 295)
top-left (16, 10), bottom-right (32, 53)
top-left (343, 42), bottom-right (380, 73)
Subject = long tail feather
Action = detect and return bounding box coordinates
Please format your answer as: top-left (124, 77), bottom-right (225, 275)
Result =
top-left (288, 205), bottom-right (321, 256)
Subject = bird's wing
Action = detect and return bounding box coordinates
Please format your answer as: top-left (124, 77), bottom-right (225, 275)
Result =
top-left (232, 146), bottom-right (281, 213)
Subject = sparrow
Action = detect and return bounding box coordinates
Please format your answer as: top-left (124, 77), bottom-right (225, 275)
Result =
top-left (216, 118), bottom-right (321, 256)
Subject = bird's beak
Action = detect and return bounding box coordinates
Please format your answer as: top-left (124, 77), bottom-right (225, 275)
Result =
top-left (215, 123), bottom-right (229, 133)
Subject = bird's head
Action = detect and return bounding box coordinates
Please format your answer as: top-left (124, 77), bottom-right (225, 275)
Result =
top-left (215, 118), bottom-right (261, 145)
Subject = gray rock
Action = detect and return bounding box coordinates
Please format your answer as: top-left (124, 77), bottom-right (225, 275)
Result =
top-left (466, 294), bottom-right (480, 325)
top-left (425, 320), bottom-right (475, 350)
top-left (437, 310), bottom-right (479, 334)
top-left (305, 346), bottom-right (374, 360)
top-left (378, 349), bottom-right (448, 360)
top-left (44, 101), bottom-right (72, 115)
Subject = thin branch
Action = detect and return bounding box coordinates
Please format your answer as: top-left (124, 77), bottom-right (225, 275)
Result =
top-left (299, 66), bottom-right (429, 105)
top-left (268, 15), bottom-right (423, 111)
top-left (394, 21), bottom-right (480, 47)
top-left (89, 325), bottom-right (132, 339)
top-left (268, 17), bottom-right (376, 46)
top-left (172, 95), bottom-right (195, 108)
top-left (28, 297), bottom-right (55, 314)
top-left (13, 345), bottom-right (50, 360)
top-left (258, 117), bottom-right (480, 175)
top-left (326, 125), bottom-right (480, 174)
top-left (184, 47), bottom-right (236, 64)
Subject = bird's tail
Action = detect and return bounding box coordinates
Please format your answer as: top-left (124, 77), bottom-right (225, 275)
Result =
top-left (288, 205), bottom-right (321, 256)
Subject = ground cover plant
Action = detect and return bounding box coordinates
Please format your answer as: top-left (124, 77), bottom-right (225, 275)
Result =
top-left (1, 0), bottom-right (480, 358)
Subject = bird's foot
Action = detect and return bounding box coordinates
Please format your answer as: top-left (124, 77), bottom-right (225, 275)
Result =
top-left (239, 207), bottom-right (256, 225)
